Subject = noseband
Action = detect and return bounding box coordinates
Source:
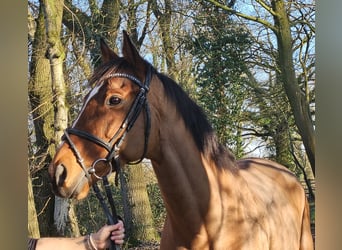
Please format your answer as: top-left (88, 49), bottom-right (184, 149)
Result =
top-left (62, 63), bottom-right (152, 182)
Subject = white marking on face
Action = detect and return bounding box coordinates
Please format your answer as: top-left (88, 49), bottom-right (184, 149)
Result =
top-left (72, 84), bottom-right (102, 127)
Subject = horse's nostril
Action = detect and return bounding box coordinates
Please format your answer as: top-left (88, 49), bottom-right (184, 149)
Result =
top-left (55, 164), bottom-right (67, 187)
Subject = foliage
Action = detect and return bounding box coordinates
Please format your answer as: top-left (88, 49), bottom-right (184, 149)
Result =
top-left (188, 5), bottom-right (253, 158)
top-left (146, 183), bottom-right (166, 233)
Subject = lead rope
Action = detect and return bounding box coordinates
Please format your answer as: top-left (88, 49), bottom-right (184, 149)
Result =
top-left (64, 130), bottom-right (121, 249)
top-left (92, 177), bottom-right (120, 250)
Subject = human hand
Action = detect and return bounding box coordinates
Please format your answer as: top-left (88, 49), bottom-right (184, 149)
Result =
top-left (109, 220), bottom-right (125, 245)
top-left (91, 221), bottom-right (125, 249)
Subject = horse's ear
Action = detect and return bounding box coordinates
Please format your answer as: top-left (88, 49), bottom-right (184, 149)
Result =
top-left (122, 30), bottom-right (145, 72)
top-left (100, 38), bottom-right (119, 63)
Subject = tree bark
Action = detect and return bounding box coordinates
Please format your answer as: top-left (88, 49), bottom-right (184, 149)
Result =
top-left (28, 167), bottom-right (40, 238)
top-left (42, 0), bottom-right (80, 236)
top-left (273, 119), bottom-right (293, 168)
top-left (28, 2), bottom-right (54, 165)
top-left (28, 2), bottom-right (57, 237)
top-left (120, 164), bottom-right (160, 244)
top-left (62, 0), bottom-right (121, 66)
top-left (151, 0), bottom-right (176, 79)
top-left (271, 0), bottom-right (315, 175)
top-left (42, 0), bottom-right (68, 143)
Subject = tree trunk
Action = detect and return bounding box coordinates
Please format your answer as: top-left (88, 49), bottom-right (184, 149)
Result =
top-left (28, 2), bottom-right (57, 237)
top-left (28, 2), bottom-right (55, 164)
top-left (273, 119), bottom-right (294, 169)
top-left (62, 0), bottom-right (121, 66)
top-left (151, 0), bottom-right (176, 79)
top-left (42, 0), bottom-right (68, 143)
top-left (271, 0), bottom-right (315, 175)
top-left (42, 0), bottom-right (80, 236)
top-left (120, 164), bottom-right (160, 244)
top-left (28, 167), bottom-right (40, 239)
top-left (100, 0), bottom-right (121, 43)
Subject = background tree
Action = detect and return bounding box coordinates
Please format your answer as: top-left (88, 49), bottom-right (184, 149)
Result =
top-left (28, 1), bottom-right (58, 236)
top-left (62, 0), bottom-right (121, 65)
top-left (202, 0), bottom-right (315, 175)
top-left (188, 4), bottom-right (253, 158)
top-left (28, 166), bottom-right (40, 238)
top-left (241, 72), bottom-right (299, 175)
top-left (151, 0), bottom-right (175, 78)
top-left (120, 164), bottom-right (160, 245)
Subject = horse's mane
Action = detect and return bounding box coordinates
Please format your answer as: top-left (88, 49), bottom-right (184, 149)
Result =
top-left (156, 72), bottom-right (236, 170)
top-left (88, 59), bottom-right (236, 170)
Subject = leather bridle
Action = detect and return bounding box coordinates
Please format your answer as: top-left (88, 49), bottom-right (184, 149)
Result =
top-left (62, 63), bottom-right (152, 182)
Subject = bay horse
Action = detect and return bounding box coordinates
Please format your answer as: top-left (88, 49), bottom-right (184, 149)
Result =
top-left (48, 31), bottom-right (314, 249)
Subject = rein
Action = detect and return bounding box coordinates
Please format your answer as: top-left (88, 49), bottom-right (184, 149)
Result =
top-left (62, 64), bottom-right (153, 250)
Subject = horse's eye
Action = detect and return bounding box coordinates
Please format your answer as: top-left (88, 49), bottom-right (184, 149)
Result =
top-left (107, 96), bottom-right (122, 106)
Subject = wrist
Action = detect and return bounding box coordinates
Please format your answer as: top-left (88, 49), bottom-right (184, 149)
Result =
top-left (86, 234), bottom-right (98, 250)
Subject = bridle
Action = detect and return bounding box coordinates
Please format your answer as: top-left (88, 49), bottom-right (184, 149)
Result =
top-left (61, 63), bottom-right (153, 250)
top-left (63, 63), bottom-right (152, 182)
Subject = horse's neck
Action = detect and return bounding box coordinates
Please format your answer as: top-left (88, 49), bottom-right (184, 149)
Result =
top-left (150, 118), bottom-right (238, 239)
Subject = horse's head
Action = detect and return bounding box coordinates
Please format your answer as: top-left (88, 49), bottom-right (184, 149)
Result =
top-left (49, 31), bottom-right (155, 199)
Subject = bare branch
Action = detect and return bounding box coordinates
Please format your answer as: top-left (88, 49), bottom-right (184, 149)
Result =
top-left (201, 0), bottom-right (278, 33)
top-left (255, 0), bottom-right (277, 16)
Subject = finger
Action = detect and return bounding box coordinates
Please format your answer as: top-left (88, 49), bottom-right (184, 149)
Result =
top-left (114, 239), bottom-right (124, 245)
top-left (111, 234), bottom-right (125, 244)
top-left (112, 228), bottom-right (125, 235)
top-left (111, 235), bottom-right (125, 241)
top-left (111, 232), bottom-right (125, 239)
top-left (110, 220), bottom-right (123, 229)
top-left (112, 230), bottom-right (124, 237)
top-left (106, 224), bottom-right (121, 231)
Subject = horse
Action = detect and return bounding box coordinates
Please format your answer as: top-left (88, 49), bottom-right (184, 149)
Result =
top-left (48, 30), bottom-right (314, 249)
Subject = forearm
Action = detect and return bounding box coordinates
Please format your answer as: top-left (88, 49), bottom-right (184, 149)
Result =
top-left (32, 221), bottom-right (124, 250)
top-left (36, 235), bottom-right (96, 250)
